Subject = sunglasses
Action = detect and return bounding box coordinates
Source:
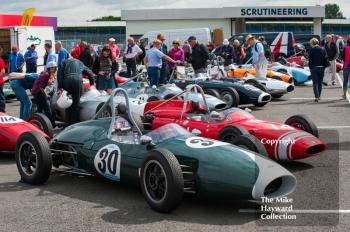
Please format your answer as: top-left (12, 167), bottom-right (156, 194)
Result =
top-left (173, 43), bottom-right (179, 45)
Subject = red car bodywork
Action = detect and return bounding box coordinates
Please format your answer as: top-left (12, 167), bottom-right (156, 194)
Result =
top-left (287, 56), bottom-right (343, 72)
top-left (144, 100), bottom-right (326, 161)
top-left (0, 113), bottom-right (49, 152)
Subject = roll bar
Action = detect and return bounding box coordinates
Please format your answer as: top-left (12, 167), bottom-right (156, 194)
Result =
top-left (94, 88), bottom-right (142, 137)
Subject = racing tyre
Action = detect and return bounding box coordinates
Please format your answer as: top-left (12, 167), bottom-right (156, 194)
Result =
top-left (16, 131), bottom-right (52, 185)
top-left (28, 113), bottom-right (54, 138)
top-left (141, 149), bottom-right (184, 213)
top-left (219, 87), bottom-right (240, 107)
top-left (245, 79), bottom-right (269, 92)
top-left (285, 114), bottom-right (319, 138)
top-left (147, 96), bottom-right (162, 102)
top-left (204, 89), bottom-right (221, 99)
top-left (230, 134), bottom-right (268, 157)
top-left (96, 102), bottom-right (112, 118)
top-left (218, 125), bottom-right (249, 142)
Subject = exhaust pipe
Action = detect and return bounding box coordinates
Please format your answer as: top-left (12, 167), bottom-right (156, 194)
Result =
top-left (252, 155), bottom-right (297, 199)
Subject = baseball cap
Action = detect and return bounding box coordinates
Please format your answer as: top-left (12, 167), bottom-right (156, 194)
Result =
top-left (109, 38), bottom-right (116, 42)
top-left (223, 39), bottom-right (229, 45)
top-left (187, 36), bottom-right (197, 42)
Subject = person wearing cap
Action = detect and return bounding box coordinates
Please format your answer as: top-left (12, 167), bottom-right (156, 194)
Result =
top-left (108, 38), bottom-right (120, 61)
top-left (24, 44), bottom-right (38, 73)
top-left (342, 36), bottom-right (350, 99)
top-left (246, 34), bottom-right (267, 78)
top-left (57, 57), bottom-right (95, 124)
top-left (155, 34), bottom-right (169, 84)
top-left (187, 36), bottom-right (210, 74)
top-left (123, 37), bottom-right (143, 77)
top-left (31, 61), bottom-right (58, 126)
top-left (144, 39), bottom-right (179, 86)
top-left (214, 39), bottom-right (234, 67)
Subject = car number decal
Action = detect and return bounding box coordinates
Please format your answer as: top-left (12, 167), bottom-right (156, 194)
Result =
top-left (94, 144), bottom-right (121, 181)
top-left (0, 116), bottom-right (23, 124)
top-left (185, 137), bottom-right (227, 149)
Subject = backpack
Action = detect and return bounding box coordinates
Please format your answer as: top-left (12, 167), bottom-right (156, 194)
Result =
top-left (255, 42), bottom-right (271, 59)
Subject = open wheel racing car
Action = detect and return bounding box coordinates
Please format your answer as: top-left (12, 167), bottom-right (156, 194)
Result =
top-left (15, 88), bottom-right (296, 213)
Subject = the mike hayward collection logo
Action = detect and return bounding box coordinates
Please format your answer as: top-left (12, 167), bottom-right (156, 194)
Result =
top-left (260, 196), bottom-right (297, 220)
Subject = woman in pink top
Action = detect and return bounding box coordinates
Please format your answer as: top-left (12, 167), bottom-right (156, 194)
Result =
top-left (342, 36), bottom-right (350, 99)
top-left (168, 39), bottom-right (185, 75)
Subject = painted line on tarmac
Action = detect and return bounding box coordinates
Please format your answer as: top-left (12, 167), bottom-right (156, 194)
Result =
top-left (289, 97), bottom-right (341, 100)
top-left (318, 126), bottom-right (350, 129)
top-left (239, 209), bottom-right (350, 213)
top-left (336, 73), bottom-right (350, 104)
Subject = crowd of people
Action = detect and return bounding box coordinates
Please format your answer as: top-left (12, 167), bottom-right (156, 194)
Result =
top-left (0, 32), bottom-right (349, 128)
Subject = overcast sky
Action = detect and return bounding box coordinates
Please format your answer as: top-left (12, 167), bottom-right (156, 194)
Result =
top-left (0, 0), bottom-right (349, 23)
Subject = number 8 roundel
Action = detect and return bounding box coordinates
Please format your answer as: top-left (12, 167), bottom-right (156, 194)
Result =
top-left (94, 144), bottom-right (121, 181)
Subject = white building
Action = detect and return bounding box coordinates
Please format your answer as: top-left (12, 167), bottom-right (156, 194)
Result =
top-left (121, 6), bottom-right (325, 39)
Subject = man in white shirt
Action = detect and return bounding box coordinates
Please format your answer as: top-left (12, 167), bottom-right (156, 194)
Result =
top-left (123, 37), bottom-right (143, 77)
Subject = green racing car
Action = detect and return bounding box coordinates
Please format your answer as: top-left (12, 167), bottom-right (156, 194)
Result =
top-left (15, 88), bottom-right (297, 213)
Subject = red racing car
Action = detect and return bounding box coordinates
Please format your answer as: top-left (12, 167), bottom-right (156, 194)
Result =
top-left (141, 85), bottom-right (326, 161)
top-left (0, 113), bottom-right (52, 152)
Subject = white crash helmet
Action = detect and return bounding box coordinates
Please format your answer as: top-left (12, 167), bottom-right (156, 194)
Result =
top-left (57, 90), bottom-right (72, 109)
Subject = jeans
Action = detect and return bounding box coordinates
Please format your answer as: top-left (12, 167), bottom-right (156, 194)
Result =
top-left (311, 67), bottom-right (325, 98)
top-left (329, 59), bottom-right (336, 82)
top-left (63, 79), bottom-right (82, 124)
top-left (12, 85), bottom-right (32, 120)
top-left (26, 63), bottom-right (37, 73)
top-left (148, 67), bottom-right (161, 86)
top-left (126, 59), bottom-right (137, 77)
top-left (159, 63), bottom-right (169, 85)
top-left (0, 84), bottom-right (5, 112)
top-left (33, 92), bottom-right (55, 126)
top-left (343, 68), bottom-right (350, 92)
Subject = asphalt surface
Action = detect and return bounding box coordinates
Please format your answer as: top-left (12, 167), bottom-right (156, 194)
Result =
top-left (1, 75), bottom-right (350, 232)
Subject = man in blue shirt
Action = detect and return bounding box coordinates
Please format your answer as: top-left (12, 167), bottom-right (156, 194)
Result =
top-left (24, 44), bottom-right (38, 73)
top-left (45, 43), bottom-right (57, 68)
top-left (144, 39), bottom-right (178, 86)
top-left (246, 35), bottom-right (268, 78)
top-left (55, 41), bottom-right (69, 66)
top-left (8, 46), bottom-right (25, 73)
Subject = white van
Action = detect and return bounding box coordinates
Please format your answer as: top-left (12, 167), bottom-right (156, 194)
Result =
top-left (0, 26), bottom-right (55, 73)
top-left (140, 28), bottom-right (211, 50)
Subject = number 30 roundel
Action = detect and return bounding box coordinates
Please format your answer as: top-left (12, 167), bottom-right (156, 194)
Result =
top-left (94, 144), bottom-right (121, 181)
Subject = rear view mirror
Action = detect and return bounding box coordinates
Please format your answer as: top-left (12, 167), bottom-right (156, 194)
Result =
top-left (191, 129), bottom-right (201, 136)
top-left (140, 135), bottom-right (153, 145)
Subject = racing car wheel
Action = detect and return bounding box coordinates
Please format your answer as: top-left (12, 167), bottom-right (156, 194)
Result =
top-left (285, 114), bottom-right (319, 138)
top-left (141, 149), bottom-right (184, 213)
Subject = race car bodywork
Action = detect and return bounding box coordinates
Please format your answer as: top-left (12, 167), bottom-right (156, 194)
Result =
top-left (15, 88), bottom-right (296, 213)
top-left (268, 63), bottom-right (311, 85)
top-left (143, 85), bottom-right (326, 161)
top-left (120, 80), bottom-right (227, 111)
top-left (172, 76), bottom-right (271, 107)
top-left (0, 113), bottom-right (52, 152)
top-left (231, 65), bottom-right (293, 84)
